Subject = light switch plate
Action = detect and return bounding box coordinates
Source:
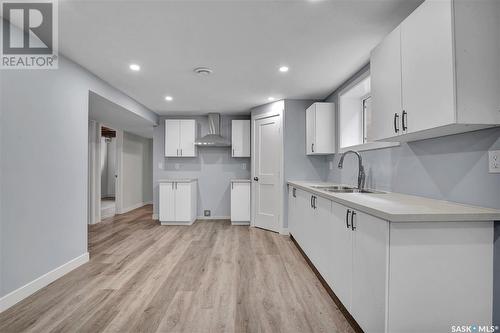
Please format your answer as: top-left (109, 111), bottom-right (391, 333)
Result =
top-left (489, 150), bottom-right (500, 173)
top-left (329, 161), bottom-right (334, 170)
top-left (158, 162), bottom-right (163, 170)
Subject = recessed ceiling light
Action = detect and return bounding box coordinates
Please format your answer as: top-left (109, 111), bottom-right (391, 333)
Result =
top-left (279, 66), bottom-right (289, 72)
top-left (268, 97), bottom-right (276, 101)
top-left (165, 96), bottom-right (173, 101)
top-left (129, 64), bottom-right (140, 71)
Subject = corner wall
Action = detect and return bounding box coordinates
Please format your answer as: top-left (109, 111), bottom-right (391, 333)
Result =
top-left (122, 132), bottom-right (153, 212)
top-left (0, 52), bottom-right (156, 310)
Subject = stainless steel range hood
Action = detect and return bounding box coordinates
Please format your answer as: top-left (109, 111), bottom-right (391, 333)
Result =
top-left (194, 113), bottom-right (231, 147)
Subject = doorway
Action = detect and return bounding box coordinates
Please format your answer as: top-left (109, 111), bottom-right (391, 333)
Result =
top-left (252, 111), bottom-right (283, 233)
top-left (100, 126), bottom-right (117, 219)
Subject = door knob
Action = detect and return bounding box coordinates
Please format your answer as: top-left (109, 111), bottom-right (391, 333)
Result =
top-left (253, 177), bottom-right (259, 181)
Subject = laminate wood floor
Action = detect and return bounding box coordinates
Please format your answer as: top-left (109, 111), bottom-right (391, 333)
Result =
top-left (0, 205), bottom-right (354, 333)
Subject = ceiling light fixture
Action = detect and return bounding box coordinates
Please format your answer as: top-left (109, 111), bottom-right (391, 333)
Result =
top-left (165, 96), bottom-right (173, 101)
top-left (268, 97), bottom-right (276, 101)
top-left (279, 66), bottom-right (289, 72)
top-left (129, 64), bottom-right (140, 71)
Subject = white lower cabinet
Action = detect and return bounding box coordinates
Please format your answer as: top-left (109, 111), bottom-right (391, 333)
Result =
top-left (230, 181), bottom-right (250, 224)
top-left (159, 180), bottom-right (197, 225)
top-left (350, 209), bottom-right (388, 333)
top-left (288, 187), bottom-right (493, 333)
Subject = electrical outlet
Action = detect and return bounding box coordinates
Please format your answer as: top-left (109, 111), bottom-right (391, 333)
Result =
top-left (204, 210), bottom-right (211, 217)
top-left (175, 163), bottom-right (180, 170)
top-left (241, 163), bottom-right (247, 170)
top-left (158, 162), bottom-right (163, 170)
top-left (329, 161), bottom-right (334, 170)
top-left (489, 150), bottom-right (500, 173)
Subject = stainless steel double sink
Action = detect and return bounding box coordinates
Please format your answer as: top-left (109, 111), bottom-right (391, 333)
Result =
top-left (311, 185), bottom-right (385, 194)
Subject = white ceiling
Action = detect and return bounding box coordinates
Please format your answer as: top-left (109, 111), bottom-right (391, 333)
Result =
top-left (59, 0), bottom-right (423, 115)
top-left (89, 92), bottom-right (154, 138)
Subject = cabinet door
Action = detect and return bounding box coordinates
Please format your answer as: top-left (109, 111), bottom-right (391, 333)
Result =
top-left (159, 183), bottom-right (175, 221)
top-left (305, 105), bottom-right (315, 155)
top-left (351, 210), bottom-right (388, 333)
top-left (165, 120), bottom-right (180, 157)
top-left (231, 182), bottom-right (250, 221)
top-left (370, 26), bottom-right (402, 141)
top-left (330, 201), bottom-right (353, 311)
top-left (309, 196), bottom-right (333, 281)
top-left (314, 103), bottom-right (335, 154)
top-left (401, 0), bottom-right (455, 134)
top-left (174, 182), bottom-right (192, 221)
top-left (293, 189), bottom-right (310, 249)
top-left (231, 120), bottom-right (250, 157)
top-left (179, 120), bottom-right (196, 157)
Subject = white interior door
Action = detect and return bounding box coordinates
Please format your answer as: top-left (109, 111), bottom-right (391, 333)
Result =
top-left (253, 115), bottom-right (281, 232)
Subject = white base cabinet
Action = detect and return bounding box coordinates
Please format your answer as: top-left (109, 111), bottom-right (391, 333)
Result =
top-left (159, 180), bottom-right (197, 225)
top-left (230, 180), bottom-right (250, 224)
top-left (287, 185), bottom-right (493, 333)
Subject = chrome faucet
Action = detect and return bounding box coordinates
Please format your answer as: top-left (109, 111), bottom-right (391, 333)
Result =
top-left (338, 150), bottom-right (365, 191)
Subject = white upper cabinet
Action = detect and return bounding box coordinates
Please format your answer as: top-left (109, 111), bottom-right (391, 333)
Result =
top-left (400, 0), bottom-right (455, 134)
top-left (370, 0), bottom-right (500, 142)
top-left (305, 102), bottom-right (336, 155)
top-left (370, 26), bottom-right (403, 142)
top-left (165, 119), bottom-right (197, 157)
top-left (231, 120), bottom-right (250, 157)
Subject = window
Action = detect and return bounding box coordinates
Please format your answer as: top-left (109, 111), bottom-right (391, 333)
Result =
top-left (338, 71), bottom-right (398, 152)
top-left (339, 74), bottom-right (371, 149)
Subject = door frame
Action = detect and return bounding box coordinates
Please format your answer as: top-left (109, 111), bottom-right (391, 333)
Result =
top-left (88, 120), bottom-right (123, 224)
top-left (250, 101), bottom-right (285, 234)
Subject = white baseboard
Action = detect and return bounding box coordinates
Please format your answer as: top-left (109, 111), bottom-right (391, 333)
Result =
top-left (0, 252), bottom-right (89, 313)
top-left (121, 202), bottom-right (149, 214)
top-left (196, 216), bottom-right (231, 220)
top-left (152, 213), bottom-right (158, 220)
top-left (160, 220), bottom-right (195, 226)
top-left (231, 221), bottom-right (250, 226)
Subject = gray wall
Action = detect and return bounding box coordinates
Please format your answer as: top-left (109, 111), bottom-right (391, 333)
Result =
top-left (324, 64), bottom-right (500, 322)
top-left (153, 115), bottom-right (250, 218)
top-left (0, 52), bottom-right (155, 298)
top-left (122, 132), bottom-right (153, 210)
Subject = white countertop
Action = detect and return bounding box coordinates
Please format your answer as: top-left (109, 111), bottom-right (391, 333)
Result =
top-left (230, 179), bottom-right (251, 183)
top-left (158, 178), bottom-right (197, 183)
top-left (288, 181), bottom-right (500, 222)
